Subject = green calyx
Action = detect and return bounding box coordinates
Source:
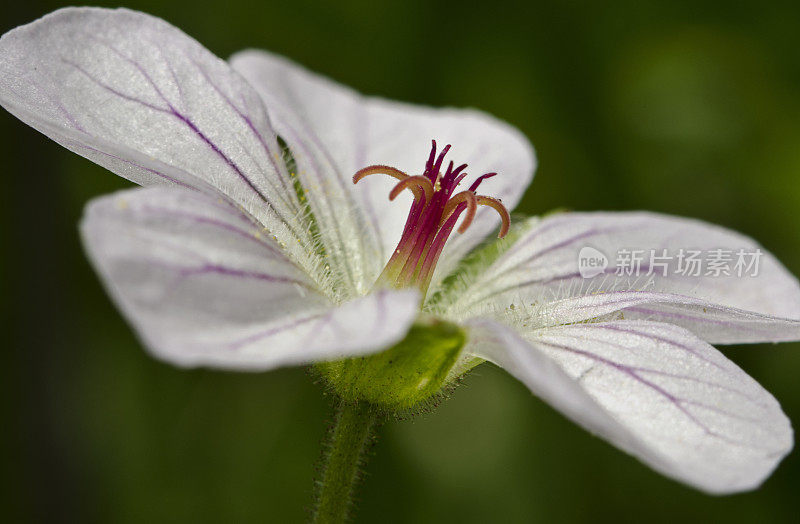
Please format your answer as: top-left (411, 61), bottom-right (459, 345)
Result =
top-left (315, 318), bottom-right (467, 412)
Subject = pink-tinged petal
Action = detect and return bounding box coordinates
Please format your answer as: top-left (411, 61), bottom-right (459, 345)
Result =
top-left (467, 319), bottom-right (793, 494)
top-left (80, 186), bottom-right (420, 370)
top-left (230, 50), bottom-right (536, 293)
top-left (446, 212), bottom-right (800, 343)
top-left (0, 8), bottom-right (319, 275)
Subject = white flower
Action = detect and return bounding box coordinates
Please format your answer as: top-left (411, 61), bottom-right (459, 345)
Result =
top-left (2, 7), bottom-right (799, 496)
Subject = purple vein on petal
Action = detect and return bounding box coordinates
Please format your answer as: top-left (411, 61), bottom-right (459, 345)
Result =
top-left (496, 220), bottom-right (653, 281)
top-left (168, 191), bottom-right (258, 223)
top-left (577, 323), bottom-right (729, 372)
top-left (184, 54), bottom-right (292, 197)
top-left (153, 43), bottom-right (188, 111)
top-left (68, 36), bottom-right (312, 247)
top-left (54, 100), bottom-right (86, 133)
top-left (548, 291), bottom-right (704, 315)
top-left (62, 59), bottom-right (170, 113)
top-left (544, 329), bottom-right (768, 408)
top-left (85, 34), bottom-right (176, 108)
top-left (225, 311), bottom-right (329, 351)
top-left (464, 265), bottom-right (643, 312)
top-left (514, 228), bottom-right (607, 267)
top-left (80, 36), bottom-right (273, 203)
top-left (299, 309), bottom-right (338, 350)
top-left (150, 260), bottom-right (314, 302)
top-left (623, 306), bottom-right (779, 334)
top-left (73, 142), bottom-right (197, 190)
top-left (176, 263), bottom-right (309, 287)
top-left (564, 291), bottom-right (664, 311)
top-left (535, 338), bottom-right (777, 449)
top-left (466, 224), bottom-right (651, 307)
top-left (162, 98), bottom-right (312, 248)
top-left (135, 205), bottom-right (284, 257)
top-left (634, 367), bottom-right (771, 409)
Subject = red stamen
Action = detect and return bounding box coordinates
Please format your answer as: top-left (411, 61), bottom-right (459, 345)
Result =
top-left (353, 165), bottom-right (411, 185)
top-left (476, 195), bottom-right (510, 238)
top-left (431, 144), bottom-right (451, 180)
top-left (469, 172), bottom-right (497, 192)
top-left (389, 175), bottom-right (434, 203)
top-left (424, 140), bottom-right (437, 176)
top-left (352, 140), bottom-right (512, 295)
top-left (440, 191), bottom-right (477, 233)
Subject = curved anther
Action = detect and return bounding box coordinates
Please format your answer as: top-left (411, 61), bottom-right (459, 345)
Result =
top-left (353, 165), bottom-right (410, 185)
top-left (389, 175), bottom-right (435, 203)
top-left (476, 195), bottom-right (510, 238)
top-left (441, 191), bottom-right (478, 233)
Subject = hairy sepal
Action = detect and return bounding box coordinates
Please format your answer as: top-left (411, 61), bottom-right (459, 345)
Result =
top-left (315, 318), bottom-right (467, 412)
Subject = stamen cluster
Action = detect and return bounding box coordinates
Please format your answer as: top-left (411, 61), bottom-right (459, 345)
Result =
top-left (353, 140), bottom-right (510, 295)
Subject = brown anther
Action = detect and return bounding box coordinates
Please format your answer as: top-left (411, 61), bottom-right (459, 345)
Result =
top-left (353, 165), bottom-right (410, 184)
top-left (441, 191), bottom-right (478, 233)
top-left (389, 175), bottom-right (435, 203)
top-left (476, 195), bottom-right (510, 238)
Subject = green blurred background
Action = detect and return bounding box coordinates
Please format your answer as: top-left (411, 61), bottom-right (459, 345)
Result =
top-left (2, 0), bottom-right (800, 522)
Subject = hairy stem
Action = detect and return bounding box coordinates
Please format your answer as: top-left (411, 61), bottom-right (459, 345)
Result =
top-left (312, 400), bottom-right (379, 523)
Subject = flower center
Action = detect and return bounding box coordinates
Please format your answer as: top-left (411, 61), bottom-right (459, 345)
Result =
top-left (353, 140), bottom-right (510, 296)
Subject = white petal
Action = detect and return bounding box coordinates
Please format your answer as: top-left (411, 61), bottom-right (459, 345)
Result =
top-left (445, 212), bottom-right (800, 343)
top-left (80, 186), bottom-right (420, 370)
top-left (0, 8), bottom-right (320, 278)
top-left (467, 318), bottom-right (793, 493)
top-left (524, 291), bottom-right (800, 343)
top-left (231, 50), bottom-right (536, 293)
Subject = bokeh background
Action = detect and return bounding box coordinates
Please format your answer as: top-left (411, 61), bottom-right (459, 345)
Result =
top-left (2, 1), bottom-right (800, 522)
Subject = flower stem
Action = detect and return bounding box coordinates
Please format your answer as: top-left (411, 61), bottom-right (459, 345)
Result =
top-left (312, 400), bottom-right (379, 523)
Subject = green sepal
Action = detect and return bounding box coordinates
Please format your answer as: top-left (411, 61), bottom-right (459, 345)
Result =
top-left (315, 318), bottom-right (467, 412)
